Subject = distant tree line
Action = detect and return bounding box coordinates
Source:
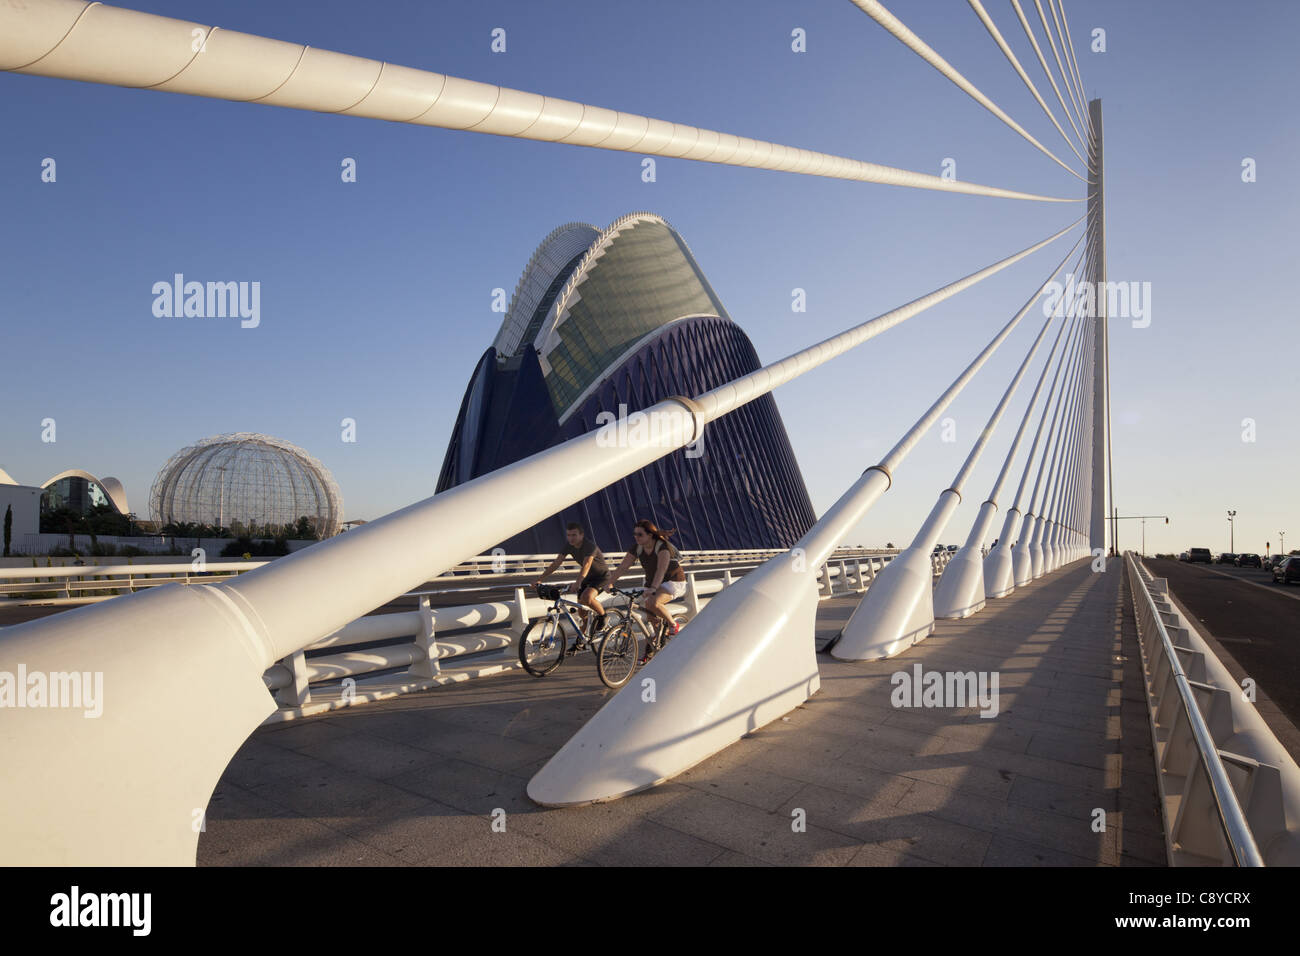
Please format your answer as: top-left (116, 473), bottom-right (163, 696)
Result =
top-left (158, 515), bottom-right (322, 542)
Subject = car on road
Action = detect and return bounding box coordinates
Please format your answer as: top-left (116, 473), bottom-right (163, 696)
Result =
top-left (1236, 553), bottom-right (1262, 568)
top-left (1268, 554), bottom-right (1287, 572)
top-left (1188, 548), bottom-right (1213, 564)
top-left (1179, 551), bottom-right (1190, 561)
top-left (1217, 553), bottom-right (1237, 564)
top-left (1273, 556), bottom-right (1300, 585)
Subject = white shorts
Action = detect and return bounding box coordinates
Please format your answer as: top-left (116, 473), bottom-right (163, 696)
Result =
top-left (655, 579), bottom-right (687, 600)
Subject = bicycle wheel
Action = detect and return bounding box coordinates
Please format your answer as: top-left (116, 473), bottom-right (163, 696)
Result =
top-left (596, 620), bottom-right (640, 689)
top-left (589, 606), bottom-right (627, 653)
top-left (519, 615), bottom-right (566, 677)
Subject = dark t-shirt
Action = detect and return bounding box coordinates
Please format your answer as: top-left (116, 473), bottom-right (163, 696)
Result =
top-left (631, 539), bottom-right (685, 583)
top-left (565, 537), bottom-right (607, 577)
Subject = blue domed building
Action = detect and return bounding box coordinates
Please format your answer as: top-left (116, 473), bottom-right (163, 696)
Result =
top-left (437, 212), bottom-right (816, 555)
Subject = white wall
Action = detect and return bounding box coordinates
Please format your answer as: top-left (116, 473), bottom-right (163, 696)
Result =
top-left (0, 485), bottom-right (43, 554)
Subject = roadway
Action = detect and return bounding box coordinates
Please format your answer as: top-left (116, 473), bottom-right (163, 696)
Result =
top-left (1144, 558), bottom-right (1300, 763)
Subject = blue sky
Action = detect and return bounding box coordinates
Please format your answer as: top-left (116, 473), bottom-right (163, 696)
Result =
top-left (1, 0), bottom-right (1296, 556)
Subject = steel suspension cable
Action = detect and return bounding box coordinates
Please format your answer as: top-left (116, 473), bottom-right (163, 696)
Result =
top-left (693, 216), bottom-right (1083, 424)
top-left (1016, 288), bottom-right (1089, 524)
top-left (1033, 307), bottom-right (1091, 534)
top-left (1009, 0), bottom-right (1091, 158)
top-left (1032, 0), bottom-right (1091, 141)
top-left (1054, 0), bottom-right (1093, 136)
top-left (791, 241), bottom-right (1092, 571)
top-left (965, 0), bottom-right (1089, 168)
top-left (982, 246), bottom-right (1085, 510)
top-left (948, 238), bottom-right (1087, 498)
top-left (845, 0), bottom-right (1087, 182)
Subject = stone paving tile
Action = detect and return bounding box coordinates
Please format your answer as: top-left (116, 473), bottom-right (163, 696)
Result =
top-left (328, 801), bottom-right (589, 866)
top-left (395, 718), bottom-right (557, 772)
top-left (1025, 731), bottom-right (1117, 771)
top-left (915, 718), bottom-right (1037, 755)
top-left (200, 788), bottom-right (409, 868)
top-left (1116, 825), bottom-right (1169, 866)
top-left (848, 842), bottom-right (943, 866)
top-left (386, 753), bottom-right (535, 817)
top-left (677, 761), bottom-right (809, 812)
top-left (740, 744), bottom-right (917, 804)
top-left (249, 764), bottom-right (432, 822)
top-left (981, 833), bottom-right (1101, 867)
top-left (642, 787), bottom-right (790, 858)
top-left (837, 740), bottom-right (1017, 802)
top-left (707, 851), bottom-right (774, 866)
top-left (257, 717), bottom-right (358, 750)
top-left (219, 739), bottom-right (333, 791)
top-left (295, 732), bottom-right (445, 780)
top-left (315, 708), bottom-right (459, 748)
top-left (646, 788), bottom-right (861, 866)
top-left (776, 784), bottom-right (992, 866)
top-left (512, 800), bottom-right (729, 867)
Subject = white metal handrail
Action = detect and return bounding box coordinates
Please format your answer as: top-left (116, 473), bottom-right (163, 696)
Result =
top-left (1125, 552), bottom-right (1267, 866)
top-left (0, 547), bottom-right (896, 603)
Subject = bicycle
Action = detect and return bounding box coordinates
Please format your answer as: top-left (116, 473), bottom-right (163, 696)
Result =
top-left (595, 586), bottom-right (679, 689)
top-left (518, 583), bottom-right (627, 680)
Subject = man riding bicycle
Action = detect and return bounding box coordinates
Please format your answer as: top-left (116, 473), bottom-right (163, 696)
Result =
top-left (534, 522), bottom-right (609, 635)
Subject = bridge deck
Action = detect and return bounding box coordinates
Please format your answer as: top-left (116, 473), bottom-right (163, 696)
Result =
top-left (199, 559), bottom-right (1166, 866)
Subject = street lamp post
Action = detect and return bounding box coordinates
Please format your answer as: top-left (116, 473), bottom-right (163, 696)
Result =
top-left (1227, 510), bottom-right (1236, 553)
top-left (1281, 531), bottom-right (1287, 554)
top-left (1111, 515), bottom-right (1168, 557)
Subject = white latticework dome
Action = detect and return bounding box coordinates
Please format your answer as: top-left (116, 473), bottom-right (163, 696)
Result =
top-left (149, 433), bottom-right (343, 537)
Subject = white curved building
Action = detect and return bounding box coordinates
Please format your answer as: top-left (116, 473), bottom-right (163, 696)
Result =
top-left (40, 468), bottom-right (131, 515)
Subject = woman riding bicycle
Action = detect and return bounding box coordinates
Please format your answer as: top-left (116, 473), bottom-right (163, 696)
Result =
top-left (608, 520), bottom-right (685, 656)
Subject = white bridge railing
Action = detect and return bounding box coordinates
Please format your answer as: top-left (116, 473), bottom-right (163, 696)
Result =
top-left (1127, 553), bottom-right (1300, 866)
top-left (0, 547), bottom-right (907, 606)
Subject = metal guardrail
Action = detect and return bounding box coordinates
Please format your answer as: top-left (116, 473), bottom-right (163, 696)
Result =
top-left (1125, 551), bottom-right (1290, 866)
top-left (0, 547), bottom-right (899, 604)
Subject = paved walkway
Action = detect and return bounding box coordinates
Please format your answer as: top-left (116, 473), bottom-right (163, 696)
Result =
top-left (198, 559), bottom-right (1165, 866)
